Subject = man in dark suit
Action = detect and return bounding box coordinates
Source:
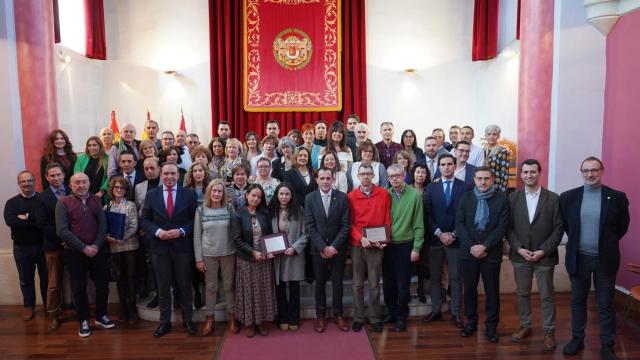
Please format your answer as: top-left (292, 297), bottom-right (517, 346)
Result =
top-left (453, 140), bottom-right (476, 187)
top-left (560, 157), bottom-right (630, 360)
top-left (113, 150), bottom-right (145, 200)
top-left (304, 167), bottom-right (350, 333)
top-left (507, 159), bottom-right (563, 351)
top-left (421, 136), bottom-right (441, 180)
top-left (140, 162), bottom-right (198, 338)
top-left (455, 166), bottom-right (509, 343)
top-left (422, 154), bottom-right (469, 328)
top-left (35, 163), bottom-right (70, 331)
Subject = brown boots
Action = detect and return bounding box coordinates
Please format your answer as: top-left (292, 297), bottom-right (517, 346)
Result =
top-left (228, 313), bottom-right (240, 334)
top-left (200, 315), bottom-right (215, 336)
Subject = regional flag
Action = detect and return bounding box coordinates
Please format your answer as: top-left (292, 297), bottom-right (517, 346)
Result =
top-left (110, 110), bottom-right (120, 142)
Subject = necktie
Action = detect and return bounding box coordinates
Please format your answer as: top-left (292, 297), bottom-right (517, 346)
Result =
top-left (444, 180), bottom-right (452, 207)
top-left (166, 188), bottom-right (174, 217)
top-left (126, 175), bottom-right (133, 186)
top-left (55, 189), bottom-right (64, 199)
top-left (322, 194), bottom-right (330, 216)
top-left (429, 160), bottom-right (435, 177)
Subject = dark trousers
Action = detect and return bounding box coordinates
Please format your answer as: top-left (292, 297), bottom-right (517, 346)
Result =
top-left (312, 252), bottom-right (346, 318)
top-left (461, 259), bottom-right (501, 330)
top-left (13, 244), bottom-right (47, 309)
top-left (276, 281), bottom-right (301, 325)
top-left (382, 241), bottom-right (413, 322)
top-left (112, 250), bottom-right (137, 317)
top-left (65, 247), bottom-right (109, 322)
top-left (152, 251), bottom-right (193, 323)
top-left (570, 254), bottom-right (617, 346)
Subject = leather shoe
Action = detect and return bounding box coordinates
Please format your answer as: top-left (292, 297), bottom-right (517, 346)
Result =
top-left (422, 312), bottom-right (442, 323)
top-left (543, 331), bottom-right (557, 352)
top-left (486, 329), bottom-right (499, 343)
top-left (335, 316), bottom-right (349, 332)
top-left (451, 315), bottom-right (464, 329)
top-left (372, 322), bottom-right (383, 333)
top-left (48, 316), bottom-right (61, 331)
top-left (22, 307), bottom-right (34, 321)
top-left (562, 337), bottom-right (585, 356)
top-left (600, 345), bottom-right (619, 360)
top-left (314, 318), bottom-right (326, 333)
top-left (460, 323), bottom-right (477, 337)
top-left (257, 323), bottom-right (269, 336)
top-left (153, 323), bottom-right (172, 338)
top-left (183, 320), bottom-right (197, 336)
top-left (393, 320), bottom-right (406, 332)
top-left (244, 325), bottom-right (256, 338)
top-left (510, 327), bottom-right (532, 342)
top-left (352, 321), bottom-right (363, 332)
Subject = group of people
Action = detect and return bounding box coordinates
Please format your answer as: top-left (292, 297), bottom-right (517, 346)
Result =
top-left (3, 115), bottom-right (629, 360)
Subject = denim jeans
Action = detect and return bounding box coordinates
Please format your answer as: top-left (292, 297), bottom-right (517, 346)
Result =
top-left (569, 254), bottom-right (617, 346)
top-left (13, 244), bottom-right (47, 308)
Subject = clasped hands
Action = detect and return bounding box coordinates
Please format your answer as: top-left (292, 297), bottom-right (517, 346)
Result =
top-left (251, 250), bottom-right (274, 261)
top-left (157, 229), bottom-right (182, 240)
top-left (517, 248), bottom-right (545, 262)
top-left (82, 245), bottom-right (99, 258)
top-left (438, 232), bottom-right (455, 246)
top-left (320, 246), bottom-right (339, 259)
top-left (470, 244), bottom-right (488, 259)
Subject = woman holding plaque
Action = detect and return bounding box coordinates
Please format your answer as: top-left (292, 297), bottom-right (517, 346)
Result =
top-left (104, 176), bottom-right (139, 323)
top-left (269, 183), bottom-right (308, 331)
top-left (194, 179), bottom-right (239, 336)
top-left (232, 184), bottom-right (276, 337)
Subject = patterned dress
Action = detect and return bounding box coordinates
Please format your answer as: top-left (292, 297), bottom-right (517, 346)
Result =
top-left (485, 146), bottom-right (510, 193)
top-left (255, 177), bottom-right (280, 205)
top-left (235, 216), bottom-right (277, 326)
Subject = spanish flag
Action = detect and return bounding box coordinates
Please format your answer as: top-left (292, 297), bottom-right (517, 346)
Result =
top-left (141, 107), bottom-right (151, 140)
top-left (110, 110), bottom-right (120, 142)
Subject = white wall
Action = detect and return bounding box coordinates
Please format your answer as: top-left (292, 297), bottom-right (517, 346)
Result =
top-left (365, 0), bottom-right (519, 145)
top-left (55, 0), bottom-right (212, 149)
top-left (548, 0), bottom-right (606, 193)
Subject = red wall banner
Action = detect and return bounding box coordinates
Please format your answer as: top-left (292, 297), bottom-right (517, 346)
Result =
top-left (243, 0), bottom-right (342, 112)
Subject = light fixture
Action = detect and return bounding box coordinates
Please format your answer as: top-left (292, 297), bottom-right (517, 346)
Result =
top-left (164, 70), bottom-right (177, 75)
top-left (57, 49), bottom-right (71, 63)
top-left (403, 68), bottom-right (416, 75)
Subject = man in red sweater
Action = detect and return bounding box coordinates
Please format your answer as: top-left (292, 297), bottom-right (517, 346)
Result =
top-left (347, 163), bottom-right (391, 333)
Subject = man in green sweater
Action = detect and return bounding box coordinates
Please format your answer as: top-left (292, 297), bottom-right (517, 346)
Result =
top-left (383, 164), bottom-right (424, 332)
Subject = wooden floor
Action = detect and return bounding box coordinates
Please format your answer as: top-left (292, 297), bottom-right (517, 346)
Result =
top-left (1, 293), bottom-right (639, 359)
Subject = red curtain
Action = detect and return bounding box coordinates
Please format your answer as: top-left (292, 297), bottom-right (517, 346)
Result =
top-left (472, 0), bottom-right (499, 61)
top-left (53, 0), bottom-right (61, 43)
top-left (209, 0), bottom-right (367, 140)
top-left (84, 0), bottom-right (106, 60)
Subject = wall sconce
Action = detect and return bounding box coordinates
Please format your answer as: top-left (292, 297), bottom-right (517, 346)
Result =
top-left (163, 70), bottom-right (177, 75)
top-left (403, 68), bottom-right (416, 75)
top-left (57, 49), bottom-right (71, 63)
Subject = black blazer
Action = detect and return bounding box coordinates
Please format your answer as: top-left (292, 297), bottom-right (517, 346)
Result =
top-left (423, 178), bottom-right (469, 247)
top-left (271, 157), bottom-right (288, 182)
top-left (36, 187), bottom-right (69, 252)
top-left (231, 208), bottom-right (272, 261)
top-left (140, 185), bottom-right (197, 255)
top-left (283, 168), bottom-right (317, 207)
top-left (304, 189), bottom-right (350, 255)
top-left (455, 191), bottom-right (509, 263)
top-left (560, 185), bottom-right (630, 276)
top-left (462, 164), bottom-right (476, 188)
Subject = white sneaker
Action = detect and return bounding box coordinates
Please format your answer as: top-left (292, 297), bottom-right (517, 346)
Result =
top-left (78, 320), bottom-right (91, 337)
top-left (95, 315), bottom-right (115, 329)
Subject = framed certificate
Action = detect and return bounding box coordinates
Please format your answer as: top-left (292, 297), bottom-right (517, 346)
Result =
top-left (363, 226), bottom-right (390, 244)
top-left (260, 232), bottom-right (290, 255)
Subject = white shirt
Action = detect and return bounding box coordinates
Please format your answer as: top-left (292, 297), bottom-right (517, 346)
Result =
top-left (454, 163), bottom-right (467, 182)
top-left (468, 143), bottom-right (485, 167)
top-left (525, 186), bottom-right (541, 223)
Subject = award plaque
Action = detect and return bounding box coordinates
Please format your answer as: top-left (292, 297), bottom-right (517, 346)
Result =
top-left (260, 232), bottom-right (290, 255)
top-left (363, 226), bottom-right (390, 244)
